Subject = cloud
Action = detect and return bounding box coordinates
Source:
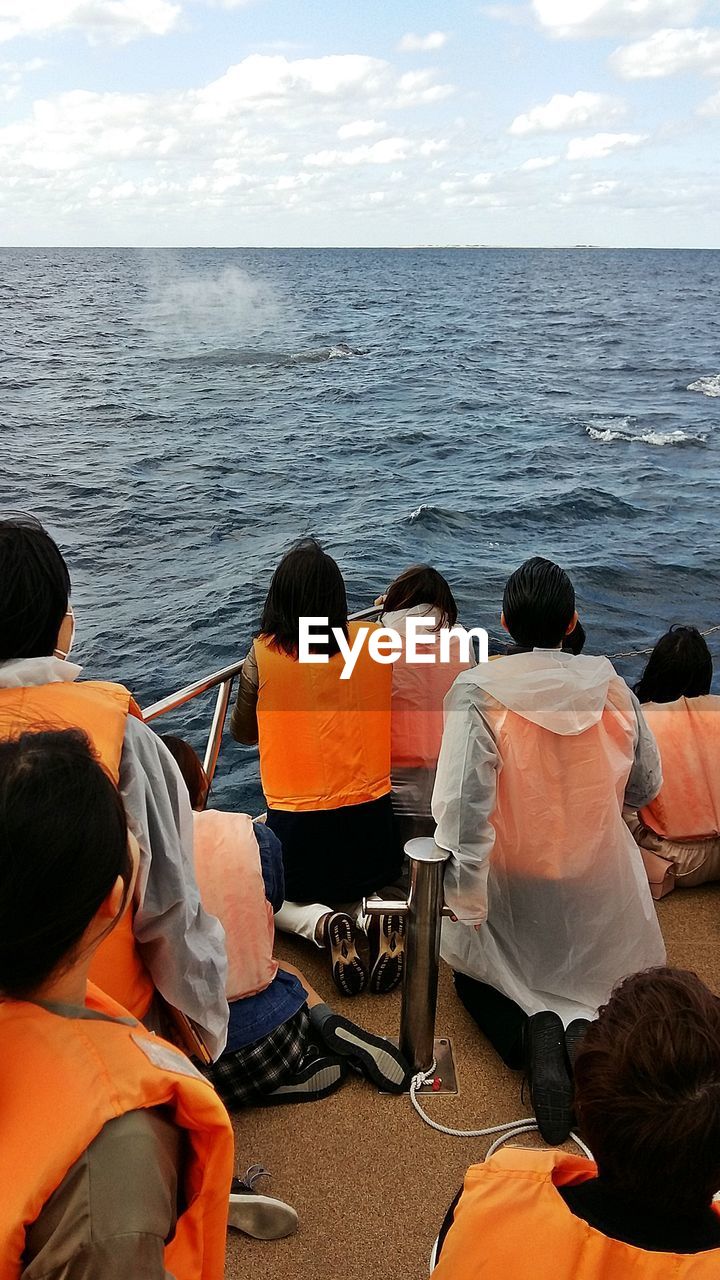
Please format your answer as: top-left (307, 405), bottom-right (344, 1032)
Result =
top-left (0, 51), bottom-right (456, 231)
top-left (337, 118), bottom-right (387, 139)
top-left (0, 0), bottom-right (180, 44)
top-left (519, 154), bottom-right (560, 170)
top-left (532, 0), bottom-right (704, 39)
top-left (398, 31), bottom-right (449, 52)
top-left (610, 27), bottom-right (720, 78)
top-left (509, 90), bottom-right (625, 135)
top-left (566, 130), bottom-right (647, 157)
top-left (304, 137), bottom-right (409, 167)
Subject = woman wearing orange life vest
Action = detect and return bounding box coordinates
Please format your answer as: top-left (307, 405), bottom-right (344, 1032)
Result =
top-left (626, 626), bottom-right (720, 889)
top-left (432, 968), bottom-right (720, 1278)
top-left (377, 565), bottom-right (476, 850)
top-left (0, 728), bottom-right (236, 1280)
top-left (231, 538), bottom-right (404, 997)
top-left (0, 514), bottom-right (228, 1054)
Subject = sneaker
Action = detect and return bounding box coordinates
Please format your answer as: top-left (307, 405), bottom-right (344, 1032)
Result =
top-left (316, 1013), bottom-right (411, 1093)
top-left (323, 912), bottom-right (368, 997)
top-left (263, 1053), bottom-right (346, 1105)
top-left (526, 1011), bottom-right (573, 1146)
top-left (367, 910), bottom-right (405, 995)
top-left (228, 1167), bottom-right (299, 1239)
top-left (564, 1018), bottom-right (591, 1072)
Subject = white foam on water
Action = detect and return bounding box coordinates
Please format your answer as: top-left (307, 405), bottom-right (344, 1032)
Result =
top-left (586, 422), bottom-right (702, 447)
top-left (687, 374), bottom-right (720, 398)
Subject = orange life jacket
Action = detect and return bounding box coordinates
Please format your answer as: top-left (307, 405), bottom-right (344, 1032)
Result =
top-left (0, 681), bottom-right (155, 1018)
top-left (0, 984), bottom-right (233, 1280)
top-left (192, 810), bottom-right (277, 1002)
top-left (432, 1148), bottom-right (720, 1279)
top-left (640, 696), bottom-right (720, 840)
top-left (254, 621), bottom-right (391, 811)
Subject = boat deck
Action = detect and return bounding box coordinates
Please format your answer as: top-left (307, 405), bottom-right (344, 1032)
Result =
top-left (226, 884), bottom-right (720, 1280)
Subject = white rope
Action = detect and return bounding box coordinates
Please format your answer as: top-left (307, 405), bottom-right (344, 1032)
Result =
top-left (409, 1064), bottom-right (594, 1160)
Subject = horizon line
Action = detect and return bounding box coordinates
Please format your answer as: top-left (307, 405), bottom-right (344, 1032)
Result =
top-left (1, 243), bottom-right (719, 252)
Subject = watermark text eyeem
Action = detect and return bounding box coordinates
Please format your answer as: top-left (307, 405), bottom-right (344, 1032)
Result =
top-left (299, 616), bottom-right (489, 680)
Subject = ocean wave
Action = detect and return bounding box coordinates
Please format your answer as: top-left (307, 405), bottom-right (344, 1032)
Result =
top-left (586, 419), bottom-right (705, 447)
top-left (687, 374), bottom-right (720, 398)
top-left (403, 503), bottom-right (474, 532)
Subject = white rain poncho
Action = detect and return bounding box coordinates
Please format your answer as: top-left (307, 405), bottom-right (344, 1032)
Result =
top-left (381, 605), bottom-right (476, 820)
top-left (433, 649), bottom-right (666, 1024)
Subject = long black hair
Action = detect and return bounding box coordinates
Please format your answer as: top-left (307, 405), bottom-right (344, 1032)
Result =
top-left (0, 514), bottom-right (71, 660)
top-left (0, 729), bottom-right (132, 998)
top-left (635, 626), bottom-right (713, 704)
top-left (382, 565), bottom-right (459, 632)
top-left (259, 538), bottom-right (348, 658)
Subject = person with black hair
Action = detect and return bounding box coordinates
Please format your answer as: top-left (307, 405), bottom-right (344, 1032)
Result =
top-left (231, 538), bottom-right (404, 997)
top-left (378, 565), bottom-right (476, 849)
top-left (0, 730), bottom-right (230, 1277)
top-left (162, 734), bottom-right (409, 1107)
top-left (626, 626), bottom-right (720, 890)
top-left (0, 514), bottom-right (228, 1058)
top-left (431, 968), bottom-right (720, 1277)
top-left (432, 557), bottom-right (665, 1144)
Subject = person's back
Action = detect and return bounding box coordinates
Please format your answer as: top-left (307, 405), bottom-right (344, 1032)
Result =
top-left (0, 515), bottom-right (228, 1054)
top-left (231, 538), bottom-right (402, 997)
top-left (641, 694), bottom-right (720, 839)
top-left (437, 647), bottom-right (663, 1019)
top-left (629, 626), bottom-right (720, 887)
top-left (432, 969), bottom-right (720, 1278)
top-left (433, 557), bottom-right (664, 1140)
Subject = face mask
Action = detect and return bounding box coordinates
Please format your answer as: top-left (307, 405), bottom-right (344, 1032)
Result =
top-left (54, 607), bottom-right (76, 661)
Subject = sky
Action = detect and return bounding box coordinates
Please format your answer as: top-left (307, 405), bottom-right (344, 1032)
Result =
top-left (0, 0), bottom-right (719, 246)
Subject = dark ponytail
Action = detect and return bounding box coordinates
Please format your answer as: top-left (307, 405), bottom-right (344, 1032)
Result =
top-left (0, 729), bottom-right (132, 998)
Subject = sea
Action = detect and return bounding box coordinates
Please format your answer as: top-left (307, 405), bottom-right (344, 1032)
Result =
top-left (3, 247), bottom-right (720, 810)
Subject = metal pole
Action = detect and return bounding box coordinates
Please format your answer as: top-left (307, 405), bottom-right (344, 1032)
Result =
top-left (202, 677), bottom-right (234, 796)
top-left (398, 837), bottom-right (451, 1074)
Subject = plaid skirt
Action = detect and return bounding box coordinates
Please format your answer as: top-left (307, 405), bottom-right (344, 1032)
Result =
top-left (206, 1006), bottom-right (311, 1109)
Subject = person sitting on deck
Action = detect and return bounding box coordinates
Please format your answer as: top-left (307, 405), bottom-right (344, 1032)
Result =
top-left (230, 537), bottom-right (404, 997)
top-left (0, 728), bottom-right (238, 1279)
top-left (163, 734), bottom-right (410, 1107)
top-left (0, 514), bottom-right (228, 1059)
top-left (377, 564), bottom-right (476, 851)
top-left (431, 967), bottom-right (720, 1278)
top-left (626, 625), bottom-right (720, 890)
top-left (432, 556), bottom-right (665, 1143)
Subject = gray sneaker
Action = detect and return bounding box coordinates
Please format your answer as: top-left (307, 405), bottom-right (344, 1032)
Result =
top-left (228, 1166), bottom-right (299, 1240)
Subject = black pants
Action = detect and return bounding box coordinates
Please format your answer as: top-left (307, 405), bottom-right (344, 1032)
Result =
top-left (453, 971), bottom-right (527, 1070)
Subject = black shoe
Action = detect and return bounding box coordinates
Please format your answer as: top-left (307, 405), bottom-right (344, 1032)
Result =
top-left (228, 1166), bottom-right (299, 1239)
top-left (263, 1053), bottom-right (346, 1105)
top-left (367, 910), bottom-right (405, 994)
top-left (323, 912), bottom-right (368, 997)
top-left (564, 1018), bottom-right (591, 1072)
top-left (526, 1011), bottom-right (573, 1146)
top-left (316, 1013), bottom-right (411, 1093)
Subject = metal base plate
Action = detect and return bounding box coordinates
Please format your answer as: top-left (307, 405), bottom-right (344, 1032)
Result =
top-left (388, 1036), bottom-right (458, 1095)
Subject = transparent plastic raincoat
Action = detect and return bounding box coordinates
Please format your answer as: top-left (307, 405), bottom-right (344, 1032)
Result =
top-left (381, 605), bottom-right (476, 820)
top-left (433, 649), bottom-right (666, 1023)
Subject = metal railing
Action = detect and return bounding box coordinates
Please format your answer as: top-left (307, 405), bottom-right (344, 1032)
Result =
top-left (142, 657), bottom-right (245, 787)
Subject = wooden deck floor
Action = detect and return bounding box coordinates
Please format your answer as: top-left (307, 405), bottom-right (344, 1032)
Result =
top-left (225, 884), bottom-right (720, 1280)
